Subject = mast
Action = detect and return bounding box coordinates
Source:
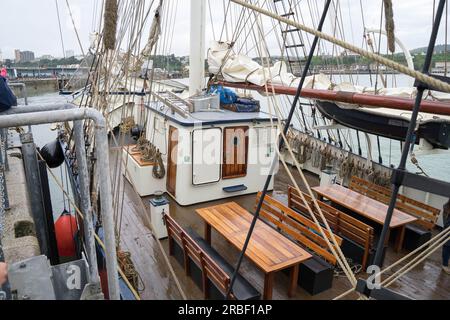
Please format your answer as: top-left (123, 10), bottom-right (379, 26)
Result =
top-left (189, 0), bottom-right (206, 96)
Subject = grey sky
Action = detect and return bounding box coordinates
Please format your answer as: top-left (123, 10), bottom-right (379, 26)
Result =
top-left (0, 0), bottom-right (447, 60)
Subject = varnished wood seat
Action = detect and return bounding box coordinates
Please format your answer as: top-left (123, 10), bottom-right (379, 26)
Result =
top-left (288, 186), bottom-right (375, 271)
top-left (164, 214), bottom-right (260, 300)
top-left (255, 192), bottom-right (342, 295)
top-left (349, 176), bottom-right (440, 250)
top-left (186, 228), bottom-right (261, 300)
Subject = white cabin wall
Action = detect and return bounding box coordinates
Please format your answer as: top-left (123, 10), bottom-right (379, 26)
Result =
top-left (172, 122), bottom-right (276, 206)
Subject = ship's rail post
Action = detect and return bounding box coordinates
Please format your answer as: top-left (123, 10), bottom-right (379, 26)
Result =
top-left (0, 105), bottom-right (120, 300)
top-left (73, 120), bottom-right (102, 295)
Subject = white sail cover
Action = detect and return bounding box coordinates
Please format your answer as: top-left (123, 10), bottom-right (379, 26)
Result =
top-left (208, 41), bottom-right (450, 108)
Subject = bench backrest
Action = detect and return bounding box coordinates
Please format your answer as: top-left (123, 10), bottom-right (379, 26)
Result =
top-left (255, 192), bottom-right (342, 265)
top-left (288, 188), bottom-right (340, 231)
top-left (350, 176), bottom-right (440, 230)
top-left (164, 214), bottom-right (232, 299)
top-left (165, 212), bottom-right (184, 245)
top-left (202, 253), bottom-right (231, 297)
top-left (288, 186), bottom-right (375, 270)
top-left (182, 230), bottom-right (204, 267)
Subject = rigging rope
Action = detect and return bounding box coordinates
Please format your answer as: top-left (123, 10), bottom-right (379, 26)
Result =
top-left (230, 0), bottom-right (450, 93)
top-left (64, 0), bottom-right (86, 57)
top-left (249, 5), bottom-right (361, 291)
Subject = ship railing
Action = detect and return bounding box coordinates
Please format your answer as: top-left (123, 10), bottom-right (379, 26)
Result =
top-left (0, 104), bottom-right (120, 300)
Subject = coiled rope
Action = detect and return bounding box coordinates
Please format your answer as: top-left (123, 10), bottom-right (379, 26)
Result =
top-left (230, 0), bottom-right (450, 93)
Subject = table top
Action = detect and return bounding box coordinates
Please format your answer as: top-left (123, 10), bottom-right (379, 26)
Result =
top-left (196, 202), bottom-right (312, 273)
top-left (313, 184), bottom-right (417, 228)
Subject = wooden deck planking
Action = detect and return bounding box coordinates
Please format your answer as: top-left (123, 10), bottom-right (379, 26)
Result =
top-left (117, 181), bottom-right (184, 300)
top-left (111, 145), bottom-right (184, 300)
top-left (115, 151), bottom-right (450, 300)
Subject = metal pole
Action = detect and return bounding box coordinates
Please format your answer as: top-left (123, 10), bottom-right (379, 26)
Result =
top-left (226, 0), bottom-right (332, 298)
top-left (20, 132), bottom-right (50, 257)
top-left (0, 107), bottom-right (120, 300)
top-left (73, 121), bottom-right (102, 289)
top-left (372, 0), bottom-right (447, 269)
top-left (94, 118), bottom-right (121, 300)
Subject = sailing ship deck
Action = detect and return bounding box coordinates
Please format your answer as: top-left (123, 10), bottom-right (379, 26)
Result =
top-left (116, 152), bottom-right (450, 300)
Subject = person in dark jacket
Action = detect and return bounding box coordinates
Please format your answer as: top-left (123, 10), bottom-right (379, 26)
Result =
top-left (0, 71), bottom-right (17, 111)
top-left (443, 200), bottom-right (450, 275)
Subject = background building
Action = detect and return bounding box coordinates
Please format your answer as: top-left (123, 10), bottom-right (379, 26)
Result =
top-left (20, 51), bottom-right (35, 62)
top-left (14, 50), bottom-right (36, 63)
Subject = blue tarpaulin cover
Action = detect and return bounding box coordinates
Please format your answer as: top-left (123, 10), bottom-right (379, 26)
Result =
top-left (209, 85), bottom-right (237, 105)
top-left (210, 85), bottom-right (260, 112)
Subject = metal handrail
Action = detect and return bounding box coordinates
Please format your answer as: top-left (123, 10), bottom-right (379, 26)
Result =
top-left (0, 105), bottom-right (120, 300)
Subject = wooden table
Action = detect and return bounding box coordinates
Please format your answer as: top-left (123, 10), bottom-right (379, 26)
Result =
top-left (196, 202), bottom-right (312, 300)
top-left (313, 184), bottom-right (418, 252)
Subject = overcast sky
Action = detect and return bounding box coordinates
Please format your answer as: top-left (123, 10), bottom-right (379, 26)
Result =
top-left (0, 0), bottom-right (448, 60)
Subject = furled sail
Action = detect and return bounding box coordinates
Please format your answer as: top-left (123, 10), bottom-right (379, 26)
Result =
top-left (208, 41), bottom-right (450, 107)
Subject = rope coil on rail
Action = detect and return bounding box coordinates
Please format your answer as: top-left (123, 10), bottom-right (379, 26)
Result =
top-left (230, 0), bottom-right (450, 93)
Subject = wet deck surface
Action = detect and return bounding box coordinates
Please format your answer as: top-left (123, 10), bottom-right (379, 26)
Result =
top-left (114, 152), bottom-right (450, 300)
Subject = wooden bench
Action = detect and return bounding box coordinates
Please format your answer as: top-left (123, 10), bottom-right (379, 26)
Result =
top-left (288, 186), bottom-right (375, 271)
top-left (349, 176), bottom-right (440, 250)
top-left (255, 192), bottom-right (342, 295)
top-left (164, 214), bottom-right (260, 300)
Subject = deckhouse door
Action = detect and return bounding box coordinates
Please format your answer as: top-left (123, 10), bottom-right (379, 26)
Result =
top-left (222, 126), bottom-right (249, 179)
top-left (167, 126), bottom-right (178, 196)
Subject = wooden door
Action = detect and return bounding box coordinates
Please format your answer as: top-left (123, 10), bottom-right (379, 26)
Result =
top-left (222, 126), bottom-right (249, 179)
top-left (167, 126), bottom-right (178, 196)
